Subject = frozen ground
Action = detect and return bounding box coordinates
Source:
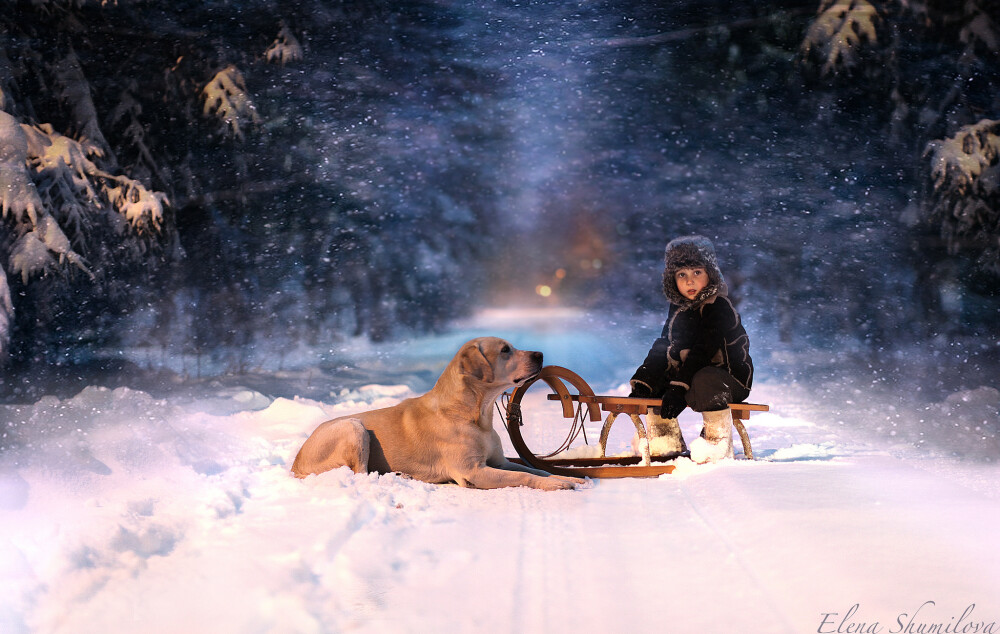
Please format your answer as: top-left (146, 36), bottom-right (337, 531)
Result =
top-left (2, 308), bottom-right (999, 633)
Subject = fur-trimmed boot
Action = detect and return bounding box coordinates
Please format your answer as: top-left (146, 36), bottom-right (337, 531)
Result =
top-left (632, 412), bottom-right (687, 458)
top-left (689, 408), bottom-right (734, 464)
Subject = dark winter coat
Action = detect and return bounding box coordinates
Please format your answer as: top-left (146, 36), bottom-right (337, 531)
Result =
top-left (631, 236), bottom-right (753, 397)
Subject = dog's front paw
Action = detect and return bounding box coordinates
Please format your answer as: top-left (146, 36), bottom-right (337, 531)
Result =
top-left (557, 475), bottom-right (588, 487)
top-left (538, 477), bottom-right (578, 491)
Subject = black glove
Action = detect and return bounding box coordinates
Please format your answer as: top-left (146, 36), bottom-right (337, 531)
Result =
top-left (629, 383), bottom-right (652, 398)
top-left (660, 384), bottom-right (688, 419)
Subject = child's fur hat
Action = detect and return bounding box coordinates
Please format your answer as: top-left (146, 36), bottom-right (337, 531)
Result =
top-left (662, 235), bottom-right (726, 306)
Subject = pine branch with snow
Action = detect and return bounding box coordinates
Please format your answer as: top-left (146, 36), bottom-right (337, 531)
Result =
top-left (10, 215), bottom-right (93, 283)
top-left (800, 0), bottom-right (879, 75)
top-left (264, 23), bottom-right (304, 66)
top-left (1, 114), bottom-right (95, 283)
top-left (959, 3), bottom-right (1000, 56)
top-left (0, 112), bottom-right (42, 226)
top-left (202, 65), bottom-right (261, 140)
top-left (106, 178), bottom-right (168, 234)
top-left (924, 119), bottom-right (1000, 272)
top-left (23, 122), bottom-right (168, 237)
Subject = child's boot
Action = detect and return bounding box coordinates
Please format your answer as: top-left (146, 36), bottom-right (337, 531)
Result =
top-left (632, 412), bottom-right (687, 458)
top-left (689, 408), bottom-right (734, 464)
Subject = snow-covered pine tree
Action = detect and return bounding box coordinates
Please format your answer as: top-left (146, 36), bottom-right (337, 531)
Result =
top-left (0, 13), bottom-right (174, 363)
top-left (799, 0), bottom-right (1000, 331)
top-left (925, 119), bottom-right (1000, 272)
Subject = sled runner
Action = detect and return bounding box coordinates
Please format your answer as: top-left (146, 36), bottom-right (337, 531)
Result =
top-left (501, 366), bottom-right (769, 478)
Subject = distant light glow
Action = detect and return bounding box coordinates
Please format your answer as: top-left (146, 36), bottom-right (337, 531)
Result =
top-left (536, 285), bottom-right (552, 297)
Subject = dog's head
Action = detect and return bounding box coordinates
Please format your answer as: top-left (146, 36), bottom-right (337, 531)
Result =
top-left (456, 337), bottom-right (543, 387)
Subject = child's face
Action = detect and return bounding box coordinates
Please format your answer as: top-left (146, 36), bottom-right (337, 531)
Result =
top-left (674, 267), bottom-right (708, 300)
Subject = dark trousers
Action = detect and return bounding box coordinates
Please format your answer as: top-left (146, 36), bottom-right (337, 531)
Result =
top-left (685, 366), bottom-right (750, 413)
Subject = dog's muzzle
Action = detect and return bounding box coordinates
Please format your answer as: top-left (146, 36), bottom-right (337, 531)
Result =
top-left (514, 352), bottom-right (543, 384)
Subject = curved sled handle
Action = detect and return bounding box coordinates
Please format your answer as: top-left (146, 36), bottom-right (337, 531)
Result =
top-left (518, 365), bottom-right (602, 421)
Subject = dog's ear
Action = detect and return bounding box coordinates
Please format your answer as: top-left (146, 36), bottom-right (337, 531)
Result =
top-left (458, 342), bottom-right (495, 383)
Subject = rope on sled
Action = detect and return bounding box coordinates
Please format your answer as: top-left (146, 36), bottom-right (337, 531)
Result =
top-left (498, 391), bottom-right (590, 459)
top-left (497, 393), bottom-right (514, 432)
top-left (539, 401), bottom-right (588, 458)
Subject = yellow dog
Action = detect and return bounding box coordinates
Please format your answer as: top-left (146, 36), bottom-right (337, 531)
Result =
top-left (292, 337), bottom-right (584, 491)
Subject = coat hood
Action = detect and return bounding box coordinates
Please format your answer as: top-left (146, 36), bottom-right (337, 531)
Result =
top-left (661, 235), bottom-right (727, 307)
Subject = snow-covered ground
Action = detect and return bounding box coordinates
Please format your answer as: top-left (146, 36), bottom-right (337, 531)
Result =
top-left (2, 308), bottom-right (999, 633)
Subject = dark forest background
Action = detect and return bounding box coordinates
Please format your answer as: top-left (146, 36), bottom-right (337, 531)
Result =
top-left (1, 0), bottom-right (998, 400)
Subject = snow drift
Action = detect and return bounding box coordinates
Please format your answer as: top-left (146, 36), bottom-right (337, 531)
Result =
top-left (2, 309), bottom-right (999, 633)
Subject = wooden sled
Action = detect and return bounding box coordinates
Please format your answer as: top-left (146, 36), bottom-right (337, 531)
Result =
top-left (502, 365), bottom-right (769, 478)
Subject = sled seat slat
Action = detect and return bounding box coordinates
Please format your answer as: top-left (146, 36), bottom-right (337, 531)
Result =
top-left (546, 394), bottom-right (768, 419)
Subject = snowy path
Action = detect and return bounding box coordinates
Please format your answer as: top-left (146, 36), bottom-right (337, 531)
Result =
top-left (3, 309), bottom-right (1000, 633)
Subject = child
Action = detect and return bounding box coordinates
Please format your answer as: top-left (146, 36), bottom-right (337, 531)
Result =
top-left (629, 235), bottom-right (754, 463)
